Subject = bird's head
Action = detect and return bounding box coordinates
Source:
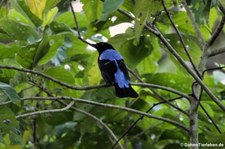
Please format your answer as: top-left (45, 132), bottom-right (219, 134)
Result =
top-left (91, 42), bottom-right (115, 54)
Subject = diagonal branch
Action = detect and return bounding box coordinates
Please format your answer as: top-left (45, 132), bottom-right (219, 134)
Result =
top-left (117, 9), bottom-right (225, 112)
top-left (182, 1), bottom-right (205, 50)
top-left (206, 16), bottom-right (225, 48)
top-left (162, 0), bottom-right (201, 78)
top-left (69, 1), bottom-right (95, 46)
top-left (151, 26), bottom-right (225, 112)
top-left (59, 101), bottom-right (124, 149)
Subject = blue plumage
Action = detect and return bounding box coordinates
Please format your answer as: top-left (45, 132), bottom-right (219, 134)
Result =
top-left (93, 42), bottom-right (138, 98)
top-left (99, 49), bottom-right (123, 60)
top-left (113, 60), bottom-right (129, 88)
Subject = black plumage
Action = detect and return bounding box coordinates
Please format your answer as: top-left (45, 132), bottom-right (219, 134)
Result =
top-left (92, 42), bottom-right (138, 98)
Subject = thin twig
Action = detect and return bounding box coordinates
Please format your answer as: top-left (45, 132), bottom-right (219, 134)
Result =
top-left (16, 101), bottom-right (74, 119)
top-left (207, 16), bottom-right (225, 47)
top-left (207, 47), bottom-right (225, 57)
top-left (219, 2), bottom-right (225, 16)
top-left (0, 65), bottom-right (110, 90)
top-left (131, 82), bottom-right (189, 99)
top-left (73, 107), bottom-right (124, 149)
top-left (0, 101), bottom-right (12, 106)
top-left (69, 1), bottom-right (95, 46)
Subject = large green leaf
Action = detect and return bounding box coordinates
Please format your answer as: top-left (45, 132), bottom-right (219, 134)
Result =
top-left (55, 12), bottom-right (88, 29)
top-left (0, 82), bottom-right (20, 103)
top-left (24, 0), bottom-right (46, 19)
top-left (133, 0), bottom-right (161, 41)
top-left (0, 107), bottom-right (21, 144)
top-left (0, 43), bottom-right (20, 59)
top-left (16, 45), bottom-right (37, 69)
top-left (100, 0), bottom-right (123, 21)
top-left (44, 66), bottom-right (75, 85)
top-left (0, 19), bottom-right (40, 42)
top-left (108, 31), bottom-right (153, 67)
top-left (9, 0), bottom-right (42, 26)
top-left (44, 0), bottom-right (61, 13)
top-left (81, 0), bottom-right (103, 23)
top-left (143, 73), bottom-right (193, 93)
top-left (38, 34), bottom-right (64, 65)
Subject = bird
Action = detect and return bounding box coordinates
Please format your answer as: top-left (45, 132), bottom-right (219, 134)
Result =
top-left (92, 42), bottom-right (138, 98)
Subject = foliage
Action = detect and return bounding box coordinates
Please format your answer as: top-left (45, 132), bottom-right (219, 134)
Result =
top-left (0, 0), bottom-right (225, 149)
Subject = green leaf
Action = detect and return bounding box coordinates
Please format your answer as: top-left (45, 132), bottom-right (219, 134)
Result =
top-left (143, 73), bottom-right (193, 92)
top-left (137, 36), bottom-right (161, 73)
top-left (38, 34), bottom-right (64, 65)
top-left (44, 66), bottom-right (75, 85)
top-left (109, 31), bottom-right (153, 67)
top-left (55, 12), bottom-right (88, 29)
top-left (16, 45), bottom-right (37, 69)
top-left (0, 82), bottom-right (20, 103)
top-left (101, 0), bottom-right (124, 21)
top-left (24, 0), bottom-right (46, 19)
top-left (9, 0), bottom-right (42, 26)
top-left (44, 0), bottom-right (61, 13)
top-left (33, 33), bottom-right (50, 67)
top-left (0, 19), bottom-right (40, 42)
top-left (0, 43), bottom-right (20, 59)
top-left (0, 107), bottom-right (21, 144)
top-left (133, 0), bottom-right (161, 41)
top-left (42, 7), bottom-right (58, 26)
top-left (81, 0), bottom-right (103, 23)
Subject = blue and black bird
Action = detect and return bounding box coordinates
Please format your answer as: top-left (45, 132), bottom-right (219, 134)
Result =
top-left (92, 42), bottom-right (138, 98)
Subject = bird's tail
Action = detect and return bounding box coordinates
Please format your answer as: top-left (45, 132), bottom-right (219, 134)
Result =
top-left (115, 83), bottom-right (138, 98)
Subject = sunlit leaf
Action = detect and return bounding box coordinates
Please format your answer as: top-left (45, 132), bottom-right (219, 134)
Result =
top-left (25, 0), bottom-right (46, 19)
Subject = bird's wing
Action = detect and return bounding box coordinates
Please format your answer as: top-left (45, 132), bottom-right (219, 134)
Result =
top-left (98, 60), bottom-right (117, 84)
top-left (117, 60), bottom-right (130, 81)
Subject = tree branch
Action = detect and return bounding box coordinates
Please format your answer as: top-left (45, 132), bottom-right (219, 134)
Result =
top-left (22, 96), bottom-right (190, 133)
top-left (182, 1), bottom-right (205, 50)
top-left (30, 81), bottom-right (123, 149)
top-left (16, 101), bottom-right (75, 119)
top-left (207, 16), bottom-right (225, 47)
top-left (128, 68), bottom-right (189, 115)
top-left (153, 26), bottom-right (225, 112)
top-left (69, 1), bottom-right (95, 47)
top-left (58, 101), bottom-right (124, 149)
top-left (0, 65), bottom-right (190, 98)
top-left (207, 47), bottom-right (225, 57)
top-left (118, 9), bottom-right (225, 112)
top-left (112, 96), bottom-right (183, 148)
top-left (162, 0), bottom-right (201, 78)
